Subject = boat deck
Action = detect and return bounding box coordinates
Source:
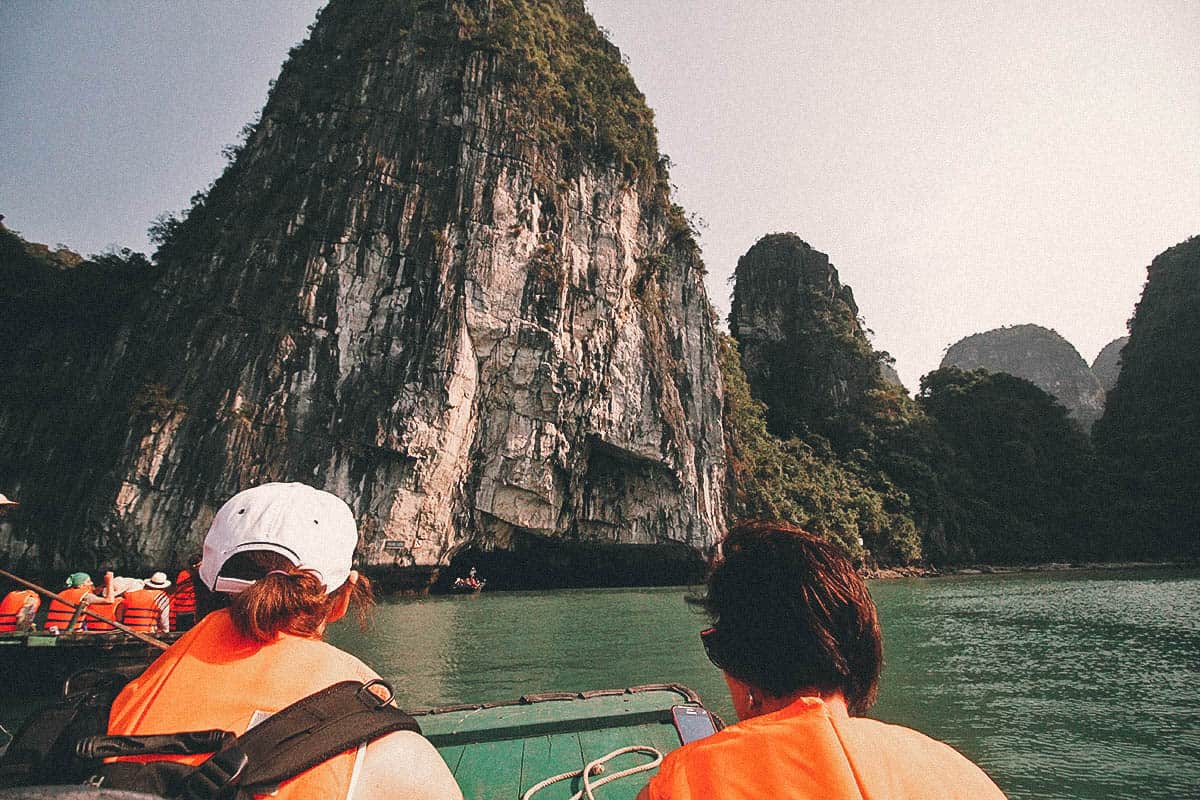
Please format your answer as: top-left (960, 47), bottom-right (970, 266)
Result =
top-left (412, 685), bottom-right (713, 800)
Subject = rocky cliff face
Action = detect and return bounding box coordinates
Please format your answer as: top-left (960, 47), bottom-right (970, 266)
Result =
top-left (1093, 236), bottom-right (1200, 557)
top-left (941, 324), bottom-right (1105, 429)
top-left (0, 0), bottom-right (725, 586)
top-left (729, 233), bottom-right (886, 443)
top-left (1091, 336), bottom-right (1128, 393)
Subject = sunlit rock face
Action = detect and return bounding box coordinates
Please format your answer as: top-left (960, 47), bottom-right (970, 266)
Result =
top-left (1091, 336), bottom-right (1128, 393)
top-left (941, 324), bottom-right (1106, 429)
top-left (0, 0), bottom-right (726, 585)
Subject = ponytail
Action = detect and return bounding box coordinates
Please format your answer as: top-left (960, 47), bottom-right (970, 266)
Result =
top-left (218, 551), bottom-right (374, 642)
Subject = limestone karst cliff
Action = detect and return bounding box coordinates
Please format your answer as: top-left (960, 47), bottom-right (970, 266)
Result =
top-left (941, 324), bottom-right (1105, 429)
top-left (725, 233), bottom-right (924, 563)
top-left (729, 233), bottom-right (889, 445)
top-left (1091, 337), bottom-right (1128, 393)
top-left (1093, 236), bottom-right (1200, 557)
top-left (0, 0), bottom-right (726, 586)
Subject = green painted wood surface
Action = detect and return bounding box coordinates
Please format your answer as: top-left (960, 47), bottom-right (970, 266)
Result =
top-left (413, 687), bottom-right (703, 800)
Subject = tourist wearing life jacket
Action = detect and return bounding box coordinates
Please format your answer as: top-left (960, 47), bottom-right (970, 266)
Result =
top-left (168, 556), bottom-right (199, 631)
top-left (639, 521), bottom-right (1007, 800)
top-left (0, 589), bottom-right (40, 632)
top-left (83, 598), bottom-right (122, 632)
top-left (118, 572), bottom-right (171, 633)
top-left (106, 481), bottom-right (463, 800)
top-left (45, 572), bottom-right (106, 632)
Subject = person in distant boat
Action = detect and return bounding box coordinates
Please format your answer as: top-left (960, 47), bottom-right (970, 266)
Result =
top-left (106, 481), bottom-right (464, 800)
top-left (106, 574), bottom-right (145, 599)
top-left (639, 520), bottom-right (1007, 800)
top-left (83, 594), bottom-right (123, 632)
top-left (169, 554), bottom-right (200, 631)
top-left (118, 572), bottom-right (171, 633)
top-left (0, 588), bottom-right (40, 632)
top-left (44, 572), bottom-right (107, 632)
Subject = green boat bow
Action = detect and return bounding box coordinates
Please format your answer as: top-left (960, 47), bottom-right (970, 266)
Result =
top-left (411, 684), bottom-right (720, 800)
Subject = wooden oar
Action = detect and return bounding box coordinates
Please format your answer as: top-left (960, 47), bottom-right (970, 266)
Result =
top-left (0, 567), bottom-right (169, 650)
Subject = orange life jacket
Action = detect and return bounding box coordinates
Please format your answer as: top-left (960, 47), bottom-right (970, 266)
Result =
top-left (643, 695), bottom-right (1007, 800)
top-left (84, 600), bottom-right (121, 632)
top-left (119, 589), bottom-right (168, 632)
top-left (0, 590), bottom-right (40, 632)
top-left (108, 609), bottom-right (381, 799)
top-left (45, 586), bottom-right (90, 631)
top-left (169, 570), bottom-right (196, 629)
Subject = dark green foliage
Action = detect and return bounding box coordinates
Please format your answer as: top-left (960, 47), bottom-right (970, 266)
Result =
top-left (0, 223), bottom-right (159, 571)
top-left (726, 232), bottom-right (1110, 565)
top-left (463, 0), bottom-right (661, 180)
top-left (918, 368), bottom-right (1098, 562)
top-left (729, 234), bottom-right (890, 451)
top-left (720, 335), bottom-right (921, 563)
top-left (0, 222), bottom-right (155, 343)
top-left (1092, 236), bottom-right (1200, 558)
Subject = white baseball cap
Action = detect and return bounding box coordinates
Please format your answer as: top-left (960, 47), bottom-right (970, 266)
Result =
top-left (199, 482), bottom-right (359, 595)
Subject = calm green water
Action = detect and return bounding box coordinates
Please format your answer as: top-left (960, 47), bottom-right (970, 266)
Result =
top-left (326, 567), bottom-right (1199, 800)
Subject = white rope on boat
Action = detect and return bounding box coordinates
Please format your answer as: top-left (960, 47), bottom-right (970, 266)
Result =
top-left (521, 745), bottom-right (664, 800)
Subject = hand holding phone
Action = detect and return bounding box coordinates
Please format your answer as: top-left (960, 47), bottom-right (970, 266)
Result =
top-left (671, 704), bottom-right (718, 744)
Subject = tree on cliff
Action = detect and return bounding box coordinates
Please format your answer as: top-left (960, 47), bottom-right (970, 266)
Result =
top-left (719, 334), bottom-right (921, 563)
top-left (729, 233), bottom-right (890, 451)
top-left (1092, 236), bottom-right (1200, 558)
top-left (918, 368), bottom-right (1098, 562)
top-left (940, 324), bottom-right (1106, 430)
top-left (725, 231), bottom-right (1115, 566)
top-left (0, 221), bottom-right (154, 352)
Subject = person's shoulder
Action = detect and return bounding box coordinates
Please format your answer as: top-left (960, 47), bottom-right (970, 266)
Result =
top-left (296, 636), bottom-right (383, 682)
top-left (357, 730), bottom-right (463, 800)
top-left (843, 717), bottom-right (1007, 798)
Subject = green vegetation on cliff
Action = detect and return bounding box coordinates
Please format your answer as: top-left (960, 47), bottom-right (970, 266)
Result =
top-left (151, 0), bottom-right (666, 265)
top-left (0, 221), bottom-right (154, 345)
top-left (0, 222), bottom-right (157, 570)
top-left (725, 232), bottom-right (1107, 566)
top-left (1093, 236), bottom-right (1200, 558)
top-left (940, 324), bottom-right (1105, 430)
top-left (917, 368), bottom-right (1098, 562)
top-left (720, 334), bottom-right (921, 563)
top-left (454, 0), bottom-right (661, 180)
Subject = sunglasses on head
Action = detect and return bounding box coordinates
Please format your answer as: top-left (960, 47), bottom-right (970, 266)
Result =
top-left (700, 626), bottom-right (723, 667)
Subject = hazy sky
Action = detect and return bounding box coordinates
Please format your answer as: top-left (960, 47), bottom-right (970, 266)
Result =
top-left (3, 1), bottom-right (1197, 389)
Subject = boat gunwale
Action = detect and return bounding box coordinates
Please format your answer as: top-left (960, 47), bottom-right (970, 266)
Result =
top-left (406, 682), bottom-right (703, 716)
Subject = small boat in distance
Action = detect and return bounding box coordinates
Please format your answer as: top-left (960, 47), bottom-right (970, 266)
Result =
top-left (451, 576), bottom-right (486, 593)
top-left (452, 566), bottom-right (485, 593)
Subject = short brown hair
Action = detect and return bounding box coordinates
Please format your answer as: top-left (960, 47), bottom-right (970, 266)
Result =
top-left (694, 520), bottom-right (882, 714)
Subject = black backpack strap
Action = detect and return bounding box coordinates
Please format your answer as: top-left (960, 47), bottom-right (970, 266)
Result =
top-left (0, 670), bottom-right (131, 788)
top-left (75, 731), bottom-right (234, 760)
top-left (185, 680), bottom-right (420, 799)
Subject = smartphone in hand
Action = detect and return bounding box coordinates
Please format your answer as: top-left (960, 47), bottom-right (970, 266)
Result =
top-left (671, 704), bottom-right (718, 744)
